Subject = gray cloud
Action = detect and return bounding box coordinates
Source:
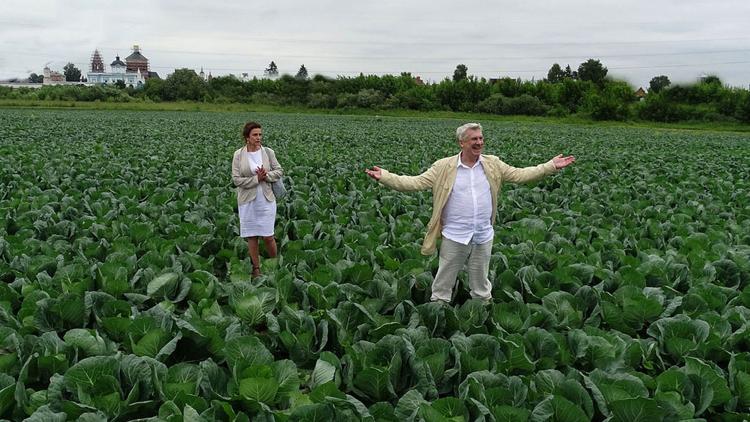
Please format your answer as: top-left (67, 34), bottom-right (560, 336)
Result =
top-left (1, 0), bottom-right (749, 88)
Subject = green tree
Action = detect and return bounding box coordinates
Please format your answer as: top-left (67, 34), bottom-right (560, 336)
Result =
top-left (163, 68), bottom-right (208, 101)
top-left (209, 75), bottom-right (252, 103)
top-left (547, 63), bottom-right (566, 83)
top-left (638, 92), bottom-right (682, 122)
top-left (28, 73), bottom-right (43, 83)
top-left (701, 75), bottom-right (722, 85)
top-left (436, 76), bottom-right (490, 111)
top-left (453, 64), bottom-right (468, 81)
top-left (493, 77), bottom-right (523, 97)
top-left (577, 59), bottom-right (607, 84)
top-left (277, 74), bottom-right (311, 103)
top-left (564, 65), bottom-right (577, 79)
top-left (586, 80), bottom-right (634, 121)
top-left (694, 75), bottom-right (724, 103)
top-left (648, 75), bottom-right (671, 93)
top-left (295, 64), bottom-right (308, 80)
top-left (265, 61), bottom-right (279, 78)
top-left (143, 77), bottom-right (167, 100)
top-left (556, 79), bottom-right (590, 112)
top-left (737, 92), bottom-right (750, 123)
top-left (63, 63), bottom-right (82, 82)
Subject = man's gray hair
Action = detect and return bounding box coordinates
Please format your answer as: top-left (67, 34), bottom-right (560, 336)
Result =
top-left (456, 123), bottom-right (482, 141)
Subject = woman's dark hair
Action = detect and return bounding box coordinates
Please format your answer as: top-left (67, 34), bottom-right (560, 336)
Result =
top-left (242, 121), bottom-right (262, 140)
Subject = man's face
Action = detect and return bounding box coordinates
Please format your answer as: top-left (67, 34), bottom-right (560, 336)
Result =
top-left (459, 129), bottom-right (484, 160)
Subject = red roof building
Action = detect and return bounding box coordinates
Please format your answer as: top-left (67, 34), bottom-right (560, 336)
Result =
top-left (125, 45), bottom-right (150, 77)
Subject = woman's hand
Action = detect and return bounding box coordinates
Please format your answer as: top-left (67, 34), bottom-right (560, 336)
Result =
top-left (256, 167), bottom-right (268, 181)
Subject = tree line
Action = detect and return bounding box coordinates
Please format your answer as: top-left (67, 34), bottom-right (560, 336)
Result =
top-left (3, 59), bottom-right (749, 124)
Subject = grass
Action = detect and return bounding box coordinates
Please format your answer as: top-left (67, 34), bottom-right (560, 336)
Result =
top-left (1, 98), bottom-right (749, 133)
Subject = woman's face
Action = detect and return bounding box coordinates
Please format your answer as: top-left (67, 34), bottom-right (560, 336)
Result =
top-left (245, 128), bottom-right (263, 150)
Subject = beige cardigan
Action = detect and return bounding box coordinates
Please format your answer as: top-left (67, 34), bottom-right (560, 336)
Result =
top-left (232, 146), bottom-right (284, 206)
top-left (379, 153), bottom-right (557, 255)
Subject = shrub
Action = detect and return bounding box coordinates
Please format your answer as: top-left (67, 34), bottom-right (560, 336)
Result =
top-left (307, 93), bottom-right (337, 109)
top-left (250, 92), bottom-right (286, 106)
top-left (546, 105), bottom-right (570, 118)
top-left (385, 88), bottom-right (437, 110)
top-left (637, 93), bottom-right (682, 122)
top-left (504, 94), bottom-right (548, 116)
top-left (336, 92), bottom-right (358, 108)
top-left (477, 93), bottom-right (507, 114)
top-left (355, 89), bottom-right (386, 109)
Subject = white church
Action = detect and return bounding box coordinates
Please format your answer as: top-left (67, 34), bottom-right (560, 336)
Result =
top-left (86, 46), bottom-right (154, 86)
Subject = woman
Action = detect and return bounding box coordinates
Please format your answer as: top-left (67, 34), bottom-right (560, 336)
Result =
top-left (232, 121), bottom-right (284, 278)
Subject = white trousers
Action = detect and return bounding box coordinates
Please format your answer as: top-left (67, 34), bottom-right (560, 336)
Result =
top-left (430, 238), bottom-right (493, 302)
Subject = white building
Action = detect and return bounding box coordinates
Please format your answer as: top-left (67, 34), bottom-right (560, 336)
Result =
top-left (87, 51), bottom-right (145, 87)
top-left (42, 66), bottom-right (66, 85)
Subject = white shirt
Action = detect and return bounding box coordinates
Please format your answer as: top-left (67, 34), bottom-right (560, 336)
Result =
top-left (244, 149), bottom-right (263, 197)
top-left (441, 154), bottom-right (494, 245)
top-left (246, 149), bottom-right (263, 174)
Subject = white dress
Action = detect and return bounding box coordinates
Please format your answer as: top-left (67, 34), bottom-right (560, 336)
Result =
top-left (238, 149), bottom-right (277, 237)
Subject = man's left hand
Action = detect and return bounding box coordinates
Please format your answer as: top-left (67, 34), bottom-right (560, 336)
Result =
top-left (552, 154), bottom-right (575, 169)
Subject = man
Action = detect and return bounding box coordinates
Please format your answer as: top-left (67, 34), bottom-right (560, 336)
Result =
top-left (365, 123), bottom-right (575, 304)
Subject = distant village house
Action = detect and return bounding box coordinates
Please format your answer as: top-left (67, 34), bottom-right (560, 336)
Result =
top-left (42, 66), bottom-right (66, 85)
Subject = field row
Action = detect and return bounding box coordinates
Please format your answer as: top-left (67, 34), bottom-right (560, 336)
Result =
top-left (1, 109), bottom-right (749, 421)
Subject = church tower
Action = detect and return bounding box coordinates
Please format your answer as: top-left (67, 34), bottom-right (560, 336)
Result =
top-left (90, 50), bottom-right (104, 73)
top-left (125, 45), bottom-right (150, 76)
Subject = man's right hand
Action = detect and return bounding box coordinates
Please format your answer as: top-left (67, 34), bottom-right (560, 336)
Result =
top-left (365, 166), bottom-right (382, 180)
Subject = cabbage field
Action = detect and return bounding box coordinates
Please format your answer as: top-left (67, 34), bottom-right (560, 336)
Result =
top-left (1, 109), bottom-right (750, 421)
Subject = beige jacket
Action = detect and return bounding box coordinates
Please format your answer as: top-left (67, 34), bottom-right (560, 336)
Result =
top-left (232, 146), bottom-right (284, 206)
top-left (379, 153), bottom-right (557, 255)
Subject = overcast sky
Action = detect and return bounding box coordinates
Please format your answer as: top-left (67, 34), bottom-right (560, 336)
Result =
top-left (2, 0), bottom-right (749, 88)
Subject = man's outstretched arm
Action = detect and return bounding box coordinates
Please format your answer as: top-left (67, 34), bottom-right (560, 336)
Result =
top-left (365, 164), bottom-right (438, 192)
top-left (500, 154), bottom-right (575, 184)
